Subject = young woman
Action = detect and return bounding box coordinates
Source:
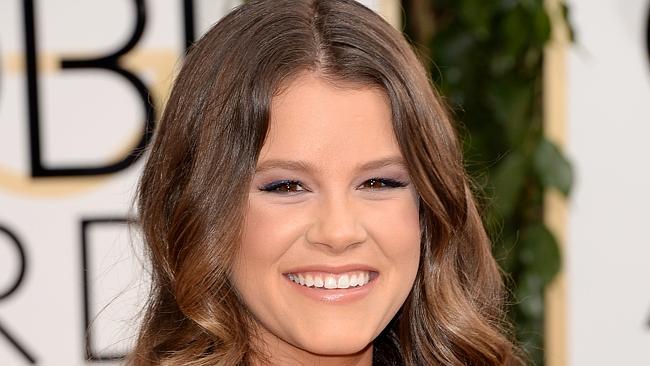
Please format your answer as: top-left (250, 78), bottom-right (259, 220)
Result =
top-left (130, 0), bottom-right (522, 365)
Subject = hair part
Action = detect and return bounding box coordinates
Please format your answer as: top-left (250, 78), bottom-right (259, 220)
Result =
top-left (130, 1), bottom-right (523, 365)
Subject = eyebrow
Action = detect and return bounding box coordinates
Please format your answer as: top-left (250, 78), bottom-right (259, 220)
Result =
top-left (254, 156), bottom-right (407, 175)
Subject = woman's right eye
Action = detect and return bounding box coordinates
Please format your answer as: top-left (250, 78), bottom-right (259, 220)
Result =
top-left (259, 180), bottom-right (306, 194)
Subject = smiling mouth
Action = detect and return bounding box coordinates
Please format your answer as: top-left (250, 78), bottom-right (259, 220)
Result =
top-left (285, 271), bottom-right (377, 289)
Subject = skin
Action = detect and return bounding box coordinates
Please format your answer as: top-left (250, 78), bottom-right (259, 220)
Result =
top-left (231, 72), bottom-right (421, 365)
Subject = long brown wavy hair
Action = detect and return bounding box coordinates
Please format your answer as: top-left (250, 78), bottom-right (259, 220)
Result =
top-left (130, 0), bottom-right (523, 365)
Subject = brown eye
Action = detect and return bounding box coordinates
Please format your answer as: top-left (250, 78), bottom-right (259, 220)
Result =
top-left (363, 179), bottom-right (386, 189)
top-left (360, 178), bottom-right (408, 190)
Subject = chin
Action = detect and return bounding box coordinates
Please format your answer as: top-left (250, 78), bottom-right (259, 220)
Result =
top-left (293, 328), bottom-right (375, 356)
top-left (300, 341), bottom-right (372, 357)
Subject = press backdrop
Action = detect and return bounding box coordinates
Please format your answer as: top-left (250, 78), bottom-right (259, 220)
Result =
top-left (0, 1), bottom-right (393, 365)
top-left (1, 0), bottom-right (649, 365)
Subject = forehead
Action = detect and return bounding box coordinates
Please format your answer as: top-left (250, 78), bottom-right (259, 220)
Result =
top-left (258, 73), bottom-right (402, 173)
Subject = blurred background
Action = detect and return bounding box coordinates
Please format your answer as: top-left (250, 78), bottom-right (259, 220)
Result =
top-left (0, 0), bottom-right (648, 365)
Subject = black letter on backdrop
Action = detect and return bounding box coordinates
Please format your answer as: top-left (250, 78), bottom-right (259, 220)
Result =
top-left (0, 226), bottom-right (27, 301)
top-left (25, 0), bottom-right (155, 177)
top-left (81, 218), bottom-right (133, 361)
top-left (183, 0), bottom-right (196, 52)
top-left (23, 0), bottom-right (42, 178)
top-left (0, 226), bottom-right (36, 364)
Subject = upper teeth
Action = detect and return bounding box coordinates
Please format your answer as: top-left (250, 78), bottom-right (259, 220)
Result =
top-left (287, 271), bottom-right (371, 289)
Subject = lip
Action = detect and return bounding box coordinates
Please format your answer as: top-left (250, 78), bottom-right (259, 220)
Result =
top-left (282, 264), bottom-right (379, 304)
top-left (282, 264), bottom-right (379, 275)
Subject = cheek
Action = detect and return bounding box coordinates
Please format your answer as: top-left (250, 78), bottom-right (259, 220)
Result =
top-left (364, 192), bottom-right (421, 259)
top-left (361, 191), bottom-right (420, 328)
top-left (236, 199), bottom-right (307, 277)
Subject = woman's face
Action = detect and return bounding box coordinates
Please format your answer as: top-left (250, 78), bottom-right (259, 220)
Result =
top-left (231, 72), bottom-right (421, 363)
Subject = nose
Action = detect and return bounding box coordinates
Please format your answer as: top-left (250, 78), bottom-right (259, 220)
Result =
top-left (305, 193), bottom-right (367, 253)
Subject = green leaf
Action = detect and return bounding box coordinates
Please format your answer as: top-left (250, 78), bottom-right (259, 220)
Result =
top-left (516, 275), bottom-right (544, 317)
top-left (518, 224), bottom-right (561, 286)
top-left (490, 151), bottom-right (528, 218)
top-left (459, 0), bottom-right (493, 38)
top-left (500, 8), bottom-right (528, 57)
top-left (488, 81), bottom-right (532, 145)
top-left (533, 138), bottom-right (573, 195)
top-left (532, 4), bottom-right (552, 45)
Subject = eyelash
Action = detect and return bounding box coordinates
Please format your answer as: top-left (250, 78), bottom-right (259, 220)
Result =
top-left (258, 178), bottom-right (408, 194)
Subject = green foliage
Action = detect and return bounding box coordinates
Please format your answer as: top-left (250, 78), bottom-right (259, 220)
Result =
top-left (403, 0), bottom-right (573, 364)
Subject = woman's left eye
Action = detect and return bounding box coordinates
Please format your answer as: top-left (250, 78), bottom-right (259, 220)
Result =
top-left (359, 178), bottom-right (408, 190)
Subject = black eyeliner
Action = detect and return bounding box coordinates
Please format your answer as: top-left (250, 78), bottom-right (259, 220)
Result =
top-left (366, 177), bottom-right (408, 188)
top-left (258, 179), bottom-right (303, 192)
